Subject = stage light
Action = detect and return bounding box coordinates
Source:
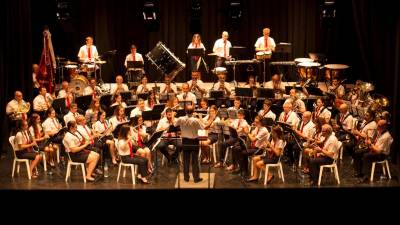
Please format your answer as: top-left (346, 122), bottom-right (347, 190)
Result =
top-left (191, 0), bottom-right (201, 18)
top-left (56, 0), bottom-right (73, 21)
top-left (143, 1), bottom-right (157, 21)
top-left (322, 0), bottom-right (336, 19)
top-left (229, 1), bottom-right (242, 20)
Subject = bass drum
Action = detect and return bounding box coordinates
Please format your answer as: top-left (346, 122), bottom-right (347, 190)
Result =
top-left (70, 75), bottom-right (89, 96)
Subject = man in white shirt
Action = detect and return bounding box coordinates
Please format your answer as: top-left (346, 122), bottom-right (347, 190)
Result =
top-left (63, 103), bottom-right (80, 125)
top-left (159, 75), bottom-right (178, 94)
top-left (177, 83), bottom-right (197, 106)
top-left (33, 87), bottom-right (53, 113)
top-left (328, 78), bottom-right (345, 99)
top-left (227, 97), bottom-right (242, 112)
top-left (278, 102), bottom-right (300, 128)
top-left (130, 99), bottom-right (151, 118)
top-left (284, 89), bottom-right (306, 113)
top-left (57, 81), bottom-right (74, 109)
top-left (6, 91), bottom-right (31, 121)
top-left (156, 108), bottom-right (181, 164)
top-left (212, 72), bottom-right (232, 97)
top-left (254, 27), bottom-right (276, 52)
top-left (264, 74), bottom-right (285, 94)
top-left (258, 99), bottom-right (276, 121)
top-left (187, 71), bottom-right (206, 99)
top-left (213, 31), bottom-right (232, 67)
top-left (110, 75), bottom-right (129, 95)
top-left (124, 44), bottom-right (144, 68)
top-left (77, 36), bottom-right (98, 63)
top-left (83, 78), bottom-right (100, 98)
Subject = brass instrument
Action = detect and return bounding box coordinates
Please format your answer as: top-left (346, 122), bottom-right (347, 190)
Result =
top-left (11, 102), bottom-right (31, 120)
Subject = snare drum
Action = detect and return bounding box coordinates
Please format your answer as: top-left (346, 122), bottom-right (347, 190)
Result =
top-left (255, 51), bottom-right (272, 60)
top-left (70, 75), bottom-right (89, 96)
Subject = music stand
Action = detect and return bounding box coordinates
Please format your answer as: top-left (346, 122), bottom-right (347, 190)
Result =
top-left (261, 117), bottom-right (275, 128)
top-left (274, 43), bottom-right (292, 54)
top-left (75, 95), bottom-right (92, 112)
top-left (229, 46), bottom-right (247, 60)
top-left (152, 104), bottom-right (166, 115)
top-left (175, 109), bottom-right (186, 118)
top-left (210, 90), bottom-right (224, 99)
top-left (187, 48), bottom-right (205, 57)
top-left (137, 93), bottom-right (149, 101)
top-left (126, 61), bottom-right (144, 83)
top-left (100, 94), bottom-right (112, 109)
top-left (235, 87), bottom-right (253, 97)
top-left (127, 60), bottom-right (144, 69)
top-left (141, 110), bottom-right (154, 122)
top-left (306, 86), bottom-right (324, 96)
top-left (107, 105), bottom-right (119, 118)
top-left (125, 105), bottom-right (136, 117)
top-left (257, 88), bottom-right (275, 98)
top-left (52, 98), bottom-right (66, 115)
top-left (120, 91), bottom-right (133, 102)
top-left (285, 86), bottom-right (303, 95)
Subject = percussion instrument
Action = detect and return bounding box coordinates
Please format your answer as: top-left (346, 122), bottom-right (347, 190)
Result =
top-left (294, 58), bottom-right (314, 64)
top-left (255, 51), bottom-right (272, 60)
top-left (212, 67), bottom-right (227, 74)
top-left (324, 64), bottom-right (349, 81)
top-left (70, 75), bottom-right (89, 96)
top-left (146, 42), bottom-right (186, 80)
top-left (297, 62), bottom-right (321, 80)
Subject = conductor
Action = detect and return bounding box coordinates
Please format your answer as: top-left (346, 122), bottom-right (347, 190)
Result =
top-left (174, 105), bottom-right (204, 183)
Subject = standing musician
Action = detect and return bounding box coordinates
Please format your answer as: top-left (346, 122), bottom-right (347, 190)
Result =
top-left (174, 105), bottom-right (204, 182)
top-left (110, 93), bottom-right (127, 108)
top-left (357, 119), bottom-right (393, 183)
top-left (187, 70), bottom-right (206, 99)
top-left (278, 102), bottom-right (300, 128)
top-left (264, 74), bottom-right (285, 94)
top-left (159, 75), bottom-right (178, 94)
top-left (77, 36), bottom-right (98, 63)
top-left (328, 77), bottom-right (345, 99)
top-left (130, 115), bottom-right (153, 173)
top-left (254, 28), bottom-right (276, 52)
top-left (155, 108), bottom-right (181, 164)
top-left (187, 34), bottom-right (206, 72)
top-left (6, 91), bottom-right (31, 121)
top-left (212, 71), bottom-right (232, 97)
top-left (83, 78), bottom-right (100, 99)
top-left (57, 81), bottom-right (75, 109)
top-left (109, 105), bottom-right (128, 131)
top-left (85, 98), bottom-right (102, 126)
top-left (136, 76), bottom-right (151, 94)
top-left (110, 75), bottom-right (129, 95)
top-left (177, 83), bottom-right (197, 105)
top-left (213, 31), bottom-right (232, 67)
top-left (124, 44), bottom-right (144, 68)
top-left (247, 126), bottom-right (285, 183)
top-left (307, 124), bottom-right (339, 186)
top-left (33, 87), bottom-right (53, 114)
top-left (93, 111), bottom-right (117, 165)
top-left (199, 105), bottom-right (221, 163)
top-left (63, 121), bottom-right (100, 182)
top-left (258, 99), bottom-right (276, 121)
top-left (312, 97), bottom-right (331, 123)
top-left (63, 103), bottom-right (81, 126)
top-left (284, 88), bottom-right (306, 113)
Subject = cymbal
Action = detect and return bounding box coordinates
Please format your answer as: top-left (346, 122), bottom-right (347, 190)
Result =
top-left (297, 62), bottom-right (321, 67)
top-left (212, 67), bottom-right (227, 74)
top-left (324, 64), bottom-right (349, 70)
top-left (294, 58), bottom-right (314, 64)
top-left (208, 53), bottom-right (218, 56)
top-left (62, 61), bottom-right (78, 65)
top-left (95, 60), bottom-right (107, 64)
top-left (360, 82), bottom-right (375, 92)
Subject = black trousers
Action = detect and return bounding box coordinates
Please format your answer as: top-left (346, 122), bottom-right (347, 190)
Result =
top-left (121, 155), bottom-right (149, 177)
top-left (309, 156), bottom-right (334, 183)
top-left (182, 138), bottom-right (200, 180)
top-left (158, 138), bottom-right (182, 161)
top-left (286, 140), bottom-right (302, 165)
top-left (355, 152), bottom-right (386, 177)
top-left (218, 136), bottom-right (239, 163)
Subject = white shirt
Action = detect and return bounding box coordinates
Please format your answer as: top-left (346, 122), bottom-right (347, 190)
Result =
top-left (338, 112), bottom-right (353, 130)
top-left (360, 120), bottom-right (378, 139)
top-left (328, 85), bottom-right (345, 98)
top-left (145, 99), bottom-right (159, 109)
top-left (57, 89), bottom-right (68, 98)
top-left (63, 131), bottom-right (84, 152)
top-left (15, 131), bottom-right (32, 151)
top-left (314, 107), bottom-right (331, 123)
top-left (156, 117), bottom-right (176, 132)
top-left (187, 43), bottom-right (206, 50)
top-left (29, 125), bottom-right (43, 139)
top-left (33, 73), bottom-right (40, 88)
top-left (83, 86), bottom-right (100, 96)
top-left (130, 106), bottom-right (151, 118)
top-left (174, 115), bottom-right (204, 139)
top-left (110, 83), bottom-right (129, 95)
top-left (284, 98), bottom-right (306, 113)
top-left (254, 36), bottom-right (276, 51)
top-left (374, 131), bottom-right (393, 155)
top-left (136, 84), bottom-right (151, 94)
top-left (264, 80), bottom-right (285, 92)
top-left (6, 99), bottom-right (29, 115)
top-left (124, 53), bottom-right (144, 67)
top-left (187, 79), bottom-right (206, 99)
top-left (213, 38), bottom-right (232, 58)
top-left (232, 118), bottom-right (250, 137)
top-left (78, 45), bottom-right (98, 62)
top-left (202, 116), bottom-right (221, 134)
top-left (270, 139), bottom-right (285, 156)
top-left (93, 120), bottom-right (110, 134)
top-left (131, 125), bottom-right (148, 143)
top-left (177, 92), bottom-right (197, 105)
top-left (42, 117), bottom-right (62, 134)
top-left (110, 102), bottom-right (127, 108)
top-left (258, 109), bottom-right (276, 121)
top-left (77, 124), bottom-right (93, 141)
top-left (296, 121), bottom-right (316, 139)
top-left (159, 83), bottom-right (178, 94)
top-left (33, 94), bottom-right (53, 112)
top-left (212, 82), bottom-right (232, 95)
top-left (251, 126), bottom-right (270, 148)
top-left (109, 116), bottom-right (127, 131)
top-left (278, 111), bottom-right (300, 127)
top-left (63, 112), bottom-right (80, 126)
top-left (321, 134), bottom-right (339, 159)
top-left (117, 139), bottom-right (131, 156)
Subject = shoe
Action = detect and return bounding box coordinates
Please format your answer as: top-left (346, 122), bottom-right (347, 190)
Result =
top-left (139, 177), bottom-right (151, 184)
top-left (246, 178), bottom-right (258, 183)
top-left (194, 178), bottom-right (203, 183)
top-left (184, 177), bottom-right (190, 182)
top-left (95, 168), bottom-right (103, 175)
top-left (86, 177), bottom-right (95, 182)
top-left (267, 175), bottom-right (274, 184)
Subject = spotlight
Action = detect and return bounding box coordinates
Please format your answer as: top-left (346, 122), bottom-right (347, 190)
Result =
top-left (143, 1), bottom-right (157, 21)
top-left (229, 1), bottom-right (242, 20)
top-left (321, 0), bottom-right (336, 19)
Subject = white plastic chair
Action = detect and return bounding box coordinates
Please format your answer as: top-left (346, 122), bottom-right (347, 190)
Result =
top-left (9, 136), bottom-right (32, 180)
top-left (63, 140), bottom-right (86, 183)
top-left (263, 141), bottom-right (287, 186)
top-left (117, 160), bottom-right (138, 185)
top-left (370, 159), bottom-right (391, 182)
top-left (317, 141), bottom-right (341, 186)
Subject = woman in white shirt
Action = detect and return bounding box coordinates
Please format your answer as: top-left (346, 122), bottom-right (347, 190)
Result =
top-left (109, 105), bottom-right (128, 131)
top-left (136, 76), bottom-right (151, 94)
top-left (187, 34), bottom-right (206, 72)
top-left (85, 98), bottom-right (102, 126)
top-left (130, 115), bottom-right (152, 172)
top-left (93, 111), bottom-right (117, 165)
top-left (110, 93), bottom-right (127, 108)
top-left (145, 91), bottom-right (159, 109)
top-left (199, 105), bottom-right (220, 163)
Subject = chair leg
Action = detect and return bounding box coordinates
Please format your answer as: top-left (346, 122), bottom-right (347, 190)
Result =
top-left (264, 166), bottom-right (269, 186)
top-left (318, 167), bottom-right (323, 186)
top-left (250, 157), bottom-right (253, 176)
top-left (65, 163), bottom-right (70, 182)
top-left (298, 153), bottom-right (302, 167)
top-left (370, 162), bottom-right (376, 182)
top-left (11, 159), bottom-right (16, 178)
top-left (334, 165), bottom-right (340, 184)
top-left (131, 165), bottom-right (135, 185)
top-left (117, 163), bottom-right (122, 182)
top-left (386, 161), bottom-right (392, 179)
top-left (56, 147), bottom-right (60, 163)
top-left (81, 164), bottom-right (86, 183)
top-left (223, 148), bottom-right (229, 166)
top-left (339, 147), bottom-right (343, 160)
top-left (279, 163), bottom-right (285, 182)
top-left (42, 152), bottom-right (47, 172)
top-left (26, 161), bottom-right (31, 180)
top-left (17, 163), bottom-right (20, 174)
top-left (123, 167), bottom-right (127, 178)
top-left (382, 163), bottom-right (386, 176)
top-left (212, 143), bottom-right (217, 164)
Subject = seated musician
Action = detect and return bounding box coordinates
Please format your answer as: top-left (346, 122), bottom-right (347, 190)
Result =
top-left (212, 71), bottom-right (232, 97)
top-left (199, 105), bottom-right (220, 163)
top-left (284, 88), bottom-right (306, 113)
top-left (155, 108), bottom-right (182, 164)
top-left (110, 93), bottom-right (127, 108)
top-left (6, 90), bottom-right (31, 121)
top-left (130, 115), bottom-right (152, 173)
top-left (264, 74), bottom-right (285, 94)
top-left (307, 124), bottom-right (339, 186)
top-left (57, 81), bottom-right (74, 105)
top-left (117, 125), bottom-right (150, 184)
top-left (109, 105), bottom-right (128, 131)
top-left (28, 113), bottom-right (55, 166)
top-left (145, 91), bottom-right (159, 109)
top-left (328, 77), bottom-right (345, 99)
top-left (63, 103), bottom-right (81, 126)
top-left (227, 97), bottom-right (242, 111)
top-left (312, 97), bottom-right (331, 123)
top-left (332, 103), bottom-right (354, 155)
top-left (33, 87), bottom-right (53, 114)
top-left (357, 119), bottom-right (393, 183)
top-left (85, 98), bottom-right (102, 126)
top-left (352, 110), bottom-right (378, 177)
top-left (177, 83), bottom-right (197, 105)
top-left (347, 80), bottom-right (363, 106)
top-left (159, 75), bottom-right (178, 94)
top-left (258, 99), bottom-right (276, 121)
top-left (93, 111), bottom-right (117, 165)
top-left (286, 111), bottom-right (315, 166)
top-left (302, 117), bottom-right (327, 174)
top-left (13, 120), bottom-right (43, 178)
top-left (161, 96), bottom-right (181, 117)
top-left (83, 78), bottom-right (100, 98)
top-left (130, 98), bottom-right (151, 118)
top-left (137, 76), bottom-right (151, 94)
top-left (187, 70), bottom-right (206, 99)
top-left (63, 121), bottom-right (100, 182)
top-left (278, 102), bottom-right (300, 128)
top-left (243, 75), bottom-right (259, 89)
top-left (110, 75), bottom-right (129, 95)
top-left (42, 108), bottom-right (63, 163)
top-left (247, 126), bottom-right (284, 183)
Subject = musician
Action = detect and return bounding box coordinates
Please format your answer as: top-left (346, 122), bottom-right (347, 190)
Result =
top-left (109, 105), bottom-right (127, 131)
top-left (110, 75), bottom-right (129, 95)
top-left (352, 110), bottom-right (378, 177)
top-left (174, 105), bottom-right (204, 182)
top-left (130, 115), bottom-right (152, 172)
top-left (213, 31), bottom-right (232, 67)
top-left (199, 105), bottom-right (220, 163)
top-left (199, 98), bottom-right (209, 111)
top-left (110, 93), bottom-right (127, 108)
top-left (258, 99), bottom-right (276, 121)
top-left (243, 75), bottom-right (259, 89)
top-left (187, 70), bottom-right (206, 99)
top-left (63, 121), bottom-right (100, 182)
top-left (284, 89), bottom-right (306, 113)
top-left (145, 91), bottom-right (159, 109)
top-left (286, 111), bottom-right (315, 166)
top-left (13, 120), bottom-right (43, 178)
top-left (124, 44), bottom-right (144, 68)
top-left (264, 74), bottom-right (285, 94)
top-left (212, 71), bottom-right (232, 97)
top-left (77, 36), bottom-right (98, 63)
top-left (85, 98), bottom-right (102, 126)
top-left (302, 117), bottom-right (327, 174)
top-left (161, 96), bottom-right (181, 117)
top-left (93, 111), bottom-right (117, 165)
top-left (156, 108), bottom-right (181, 163)
top-left (328, 77), bottom-right (345, 99)
top-left (254, 28), bottom-right (276, 52)
top-left (347, 80), bottom-right (363, 106)
top-left (136, 76), bottom-right (151, 94)
top-left (247, 126), bottom-right (285, 183)
top-left (57, 81), bottom-right (74, 109)
top-left (278, 102), bottom-right (300, 127)
top-left (130, 99), bottom-right (151, 118)
top-left (333, 103), bottom-right (354, 132)
top-left (42, 108), bottom-right (62, 140)
top-left (307, 124), bottom-right (339, 186)
top-left (83, 78), bottom-right (100, 98)
top-left (32, 64), bottom-right (40, 96)
top-left (28, 113), bottom-right (53, 164)
top-left (33, 87), bottom-right (53, 113)
top-left (357, 120), bottom-right (393, 183)
top-left (177, 83), bottom-right (197, 105)
top-left (312, 97), bottom-right (331, 123)
top-left (117, 125), bottom-right (150, 184)
top-left (187, 34), bottom-right (206, 72)
top-left (159, 75), bottom-right (178, 94)
top-left (6, 91), bottom-right (30, 121)
top-left (63, 103), bottom-right (81, 126)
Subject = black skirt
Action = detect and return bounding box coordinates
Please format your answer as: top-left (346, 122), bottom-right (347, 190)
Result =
top-left (261, 155), bottom-right (280, 165)
top-left (16, 150), bottom-right (38, 160)
top-left (69, 150), bottom-right (90, 163)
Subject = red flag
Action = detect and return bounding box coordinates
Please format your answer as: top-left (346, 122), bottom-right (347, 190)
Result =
top-left (37, 29), bottom-right (56, 94)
